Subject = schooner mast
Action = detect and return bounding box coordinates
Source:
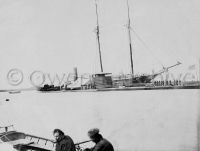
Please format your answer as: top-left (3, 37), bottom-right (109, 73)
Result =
top-left (95, 0), bottom-right (103, 73)
top-left (126, 0), bottom-right (134, 76)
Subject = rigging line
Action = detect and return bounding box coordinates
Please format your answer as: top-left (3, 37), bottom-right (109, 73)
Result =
top-left (131, 29), bottom-right (165, 68)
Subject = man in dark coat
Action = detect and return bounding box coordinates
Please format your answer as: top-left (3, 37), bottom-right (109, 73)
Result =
top-left (84, 128), bottom-right (114, 151)
top-left (53, 129), bottom-right (76, 151)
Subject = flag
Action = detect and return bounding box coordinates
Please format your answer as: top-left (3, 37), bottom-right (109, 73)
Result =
top-left (188, 64), bottom-right (196, 70)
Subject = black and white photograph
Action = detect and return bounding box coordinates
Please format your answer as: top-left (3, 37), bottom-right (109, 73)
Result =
top-left (0, 0), bottom-right (200, 151)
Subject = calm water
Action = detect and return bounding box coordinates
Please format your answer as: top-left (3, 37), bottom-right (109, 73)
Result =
top-left (0, 89), bottom-right (200, 151)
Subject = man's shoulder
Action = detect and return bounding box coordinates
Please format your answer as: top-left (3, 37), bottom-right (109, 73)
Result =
top-left (95, 138), bottom-right (114, 151)
top-left (62, 135), bottom-right (74, 143)
top-left (64, 135), bottom-right (72, 139)
top-left (101, 138), bottom-right (110, 143)
top-left (98, 138), bottom-right (112, 146)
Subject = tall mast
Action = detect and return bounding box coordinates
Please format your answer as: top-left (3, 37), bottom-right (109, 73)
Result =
top-left (127, 0), bottom-right (134, 75)
top-left (95, 0), bottom-right (103, 72)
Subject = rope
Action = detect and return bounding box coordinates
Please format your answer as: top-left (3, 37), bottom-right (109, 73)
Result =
top-left (131, 29), bottom-right (165, 69)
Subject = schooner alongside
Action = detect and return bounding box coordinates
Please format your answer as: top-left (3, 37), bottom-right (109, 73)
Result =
top-left (38, 0), bottom-right (199, 92)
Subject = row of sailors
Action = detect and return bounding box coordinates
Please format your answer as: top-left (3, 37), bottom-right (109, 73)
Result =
top-left (153, 80), bottom-right (182, 86)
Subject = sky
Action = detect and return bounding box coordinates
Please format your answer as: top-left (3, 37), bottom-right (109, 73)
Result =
top-left (0, 0), bottom-right (200, 89)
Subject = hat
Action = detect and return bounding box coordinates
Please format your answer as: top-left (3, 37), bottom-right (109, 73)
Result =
top-left (88, 128), bottom-right (100, 137)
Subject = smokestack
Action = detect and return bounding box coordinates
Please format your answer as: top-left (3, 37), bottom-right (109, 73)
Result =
top-left (73, 67), bottom-right (78, 81)
top-left (199, 58), bottom-right (200, 81)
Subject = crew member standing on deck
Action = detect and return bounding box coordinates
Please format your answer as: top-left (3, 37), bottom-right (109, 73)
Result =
top-left (53, 129), bottom-right (76, 151)
top-left (84, 128), bottom-right (114, 151)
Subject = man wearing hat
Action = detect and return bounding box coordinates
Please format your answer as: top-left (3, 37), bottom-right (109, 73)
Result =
top-left (84, 128), bottom-right (114, 151)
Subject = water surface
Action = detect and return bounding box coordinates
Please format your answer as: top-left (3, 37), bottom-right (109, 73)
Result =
top-left (0, 89), bottom-right (199, 151)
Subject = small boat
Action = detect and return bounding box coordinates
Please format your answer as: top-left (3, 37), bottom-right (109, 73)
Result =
top-left (0, 125), bottom-right (91, 151)
top-left (8, 90), bottom-right (21, 94)
top-left (38, 84), bottom-right (62, 92)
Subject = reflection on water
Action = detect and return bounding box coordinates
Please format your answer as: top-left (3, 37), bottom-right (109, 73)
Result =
top-left (0, 90), bottom-right (200, 151)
